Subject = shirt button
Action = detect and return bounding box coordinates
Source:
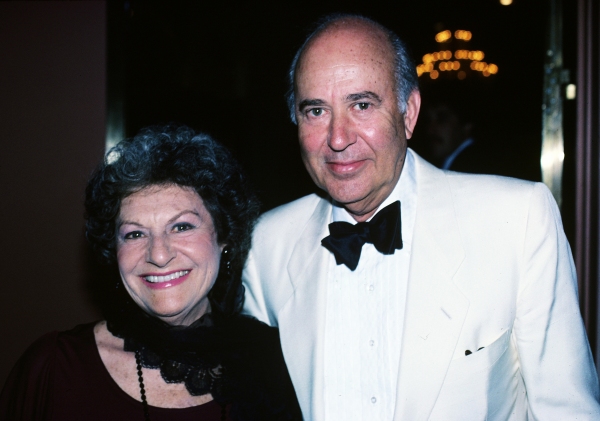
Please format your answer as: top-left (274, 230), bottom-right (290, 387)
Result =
top-left (369, 340), bottom-right (375, 346)
top-left (368, 284), bottom-right (375, 291)
top-left (371, 397), bottom-right (377, 404)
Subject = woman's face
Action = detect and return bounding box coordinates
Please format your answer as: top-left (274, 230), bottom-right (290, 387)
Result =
top-left (116, 184), bottom-right (224, 326)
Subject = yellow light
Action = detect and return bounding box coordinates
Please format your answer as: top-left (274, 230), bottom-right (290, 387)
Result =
top-left (566, 84), bottom-right (576, 99)
top-left (435, 30), bottom-right (452, 43)
top-left (430, 70), bottom-right (439, 79)
top-left (423, 53), bottom-right (433, 64)
top-left (426, 63), bottom-right (434, 72)
top-left (445, 50), bottom-right (452, 59)
top-left (488, 63), bottom-right (498, 74)
top-left (470, 61), bottom-right (477, 70)
top-left (457, 71), bottom-right (466, 80)
top-left (439, 62), bottom-right (447, 71)
top-left (464, 31), bottom-right (472, 41)
top-left (453, 61), bottom-right (460, 70)
top-left (483, 71), bottom-right (490, 77)
top-left (500, 0), bottom-right (513, 5)
top-left (433, 52), bottom-right (440, 61)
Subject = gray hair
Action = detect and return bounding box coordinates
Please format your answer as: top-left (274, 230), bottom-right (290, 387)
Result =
top-left (285, 14), bottom-right (419, 124)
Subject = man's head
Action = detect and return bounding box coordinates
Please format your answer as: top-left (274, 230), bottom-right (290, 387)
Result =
top-left (420, 96), bottom-right (474, 167)
top-left (287, 14), bottom-right (421, 221)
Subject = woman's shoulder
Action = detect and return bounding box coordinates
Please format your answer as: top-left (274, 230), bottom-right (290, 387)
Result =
top-left (8, 322), bottom-right (97, 379)
top-left (0, 322), bottom-right (100, 419)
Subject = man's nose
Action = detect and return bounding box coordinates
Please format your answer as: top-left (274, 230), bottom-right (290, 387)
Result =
top-left (327, 114), bottom-right (354, 151)
top-left (146, 235), bottom-right (175, 267)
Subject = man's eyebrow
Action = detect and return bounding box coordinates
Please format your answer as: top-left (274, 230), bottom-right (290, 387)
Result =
top-left (346, 91), bottom-right (383, 104)
top-left (298, 99), bottom-right (326, 112)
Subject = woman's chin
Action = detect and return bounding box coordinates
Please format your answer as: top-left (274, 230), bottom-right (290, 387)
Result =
top-left (146, 303), bottom-right (209, 326)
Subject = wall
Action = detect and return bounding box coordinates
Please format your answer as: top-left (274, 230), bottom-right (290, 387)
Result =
top-left (0, 1), bottom-right (106, 385)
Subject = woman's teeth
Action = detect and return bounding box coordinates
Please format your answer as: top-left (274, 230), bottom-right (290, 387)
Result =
top-left (144, 270), bottom-right (189, 283)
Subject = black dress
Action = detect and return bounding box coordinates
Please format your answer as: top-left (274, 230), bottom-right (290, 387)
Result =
top-left (0, 317), bottom-right (301, 421)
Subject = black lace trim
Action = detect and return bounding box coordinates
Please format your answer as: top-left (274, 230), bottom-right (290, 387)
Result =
top-left (124, 336), bottom-right (224, 397)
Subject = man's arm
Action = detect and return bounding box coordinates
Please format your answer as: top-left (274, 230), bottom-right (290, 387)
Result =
top-left (515, 183), bottom-right (600, 419)
top-left (242, 244), bottom-right (277, 326)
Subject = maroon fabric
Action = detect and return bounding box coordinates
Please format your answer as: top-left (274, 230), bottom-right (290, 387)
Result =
top-left (0, 323), bottom-right (231, 420)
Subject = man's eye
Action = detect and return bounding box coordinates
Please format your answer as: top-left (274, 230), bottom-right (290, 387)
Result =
top-left (173, 223), bottom-right (194, 232)
top-left (124, 231), bottom-right (144, 240)
top-left (308, 108), bottom-right (323, 117)
top-left (355, 102), bottom-right (370, 110)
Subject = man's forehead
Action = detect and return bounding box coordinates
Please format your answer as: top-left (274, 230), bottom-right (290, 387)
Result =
top-left (305, 22), bottom-right (390, 59)
top-left (297, 25), bottom-right (394, 82)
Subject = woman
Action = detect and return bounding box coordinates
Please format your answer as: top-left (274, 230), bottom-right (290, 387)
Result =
top-left (0, 125), bottom-right (301, 420)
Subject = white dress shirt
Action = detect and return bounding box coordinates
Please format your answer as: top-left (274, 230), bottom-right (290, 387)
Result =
top-left (323, 151), bottom-right (417, 420)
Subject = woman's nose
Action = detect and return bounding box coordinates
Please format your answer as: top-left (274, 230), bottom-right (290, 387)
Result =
top-left (146, 235), bottom-right (175, 267)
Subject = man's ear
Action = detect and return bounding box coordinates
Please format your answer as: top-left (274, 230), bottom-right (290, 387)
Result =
top-left (403, 90), bottom-right (421, 139)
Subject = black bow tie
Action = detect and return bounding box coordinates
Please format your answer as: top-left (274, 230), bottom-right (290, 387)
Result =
top-left (321, 201), bottom-right (402, 271)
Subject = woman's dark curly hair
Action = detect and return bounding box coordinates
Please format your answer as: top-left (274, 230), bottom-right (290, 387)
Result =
top-left (85, 125), bottom-right (260, 315)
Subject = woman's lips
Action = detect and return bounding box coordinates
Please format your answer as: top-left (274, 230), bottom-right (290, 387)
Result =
top-left (142, 270), bottom-right (190, 289)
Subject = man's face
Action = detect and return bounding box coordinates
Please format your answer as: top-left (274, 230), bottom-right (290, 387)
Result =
top-left (294, 25), bottom-right (420, 221)
top-left (423, 104), bottom-right (468, 164)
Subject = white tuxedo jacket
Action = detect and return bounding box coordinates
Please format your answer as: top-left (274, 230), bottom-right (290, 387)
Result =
top-left (243, 151), bottom-right (600, 420)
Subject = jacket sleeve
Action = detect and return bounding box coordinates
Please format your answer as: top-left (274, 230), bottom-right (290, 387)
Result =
top-left (0, 331), bottom-right (59, 420)
top-left (242, 242), bottom-right (277, 327)
top-left (514, 183), bottom-right (600, 419)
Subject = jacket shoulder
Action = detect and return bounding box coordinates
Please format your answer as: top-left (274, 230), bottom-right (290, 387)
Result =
top-left (255, 194), bottom-right (327, 235)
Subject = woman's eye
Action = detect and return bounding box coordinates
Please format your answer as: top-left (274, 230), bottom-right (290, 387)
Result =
top-left (173, 223), bottom-right (194, 232)
top-left (355, 102), bottom-right (370, 110)
top-left (124, 231), bottom-right (144, 240)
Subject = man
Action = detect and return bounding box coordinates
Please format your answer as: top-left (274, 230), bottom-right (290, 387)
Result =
top-left (416, 91), bottom-right (502, 176)
top-left (420, 99), bottom-right (479, 171)
top-left (243, 14), bottom-right (600, 420)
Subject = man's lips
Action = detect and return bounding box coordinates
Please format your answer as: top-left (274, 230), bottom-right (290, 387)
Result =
top-left (326, 159), bottom-right (366, 174)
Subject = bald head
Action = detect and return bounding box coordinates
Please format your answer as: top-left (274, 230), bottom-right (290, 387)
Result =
top-left (286, 14), bottom-right (418, 124)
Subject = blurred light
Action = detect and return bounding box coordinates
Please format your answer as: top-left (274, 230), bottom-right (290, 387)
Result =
top-left (452, 61), bottom-right (460, 70)
top-left (455, 30), bottom-right (472, 41)
top-left (566, 84), bottom-right (576, 99)
top-left (541, 147), bottom-right (565, 171)
top-left (487, 63), bottom-right (499, 74)
top-left (430, 70), bottom-right (439, 79)
top-left (457, 71), bottom-right (466, 80)
top-left (500, 0), bottom-right (513, 5)
top-left (435, 30), bottom-right (452, 43)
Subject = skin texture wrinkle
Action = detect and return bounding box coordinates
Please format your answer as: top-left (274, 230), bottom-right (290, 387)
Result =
top-left (294, 21), bottom-right (420, 222)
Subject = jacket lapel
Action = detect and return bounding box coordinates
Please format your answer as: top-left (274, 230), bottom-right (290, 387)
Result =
top-left (394, 154), bottom-right (469, 420)
top-left (278, 196), bottom-right (332, 420)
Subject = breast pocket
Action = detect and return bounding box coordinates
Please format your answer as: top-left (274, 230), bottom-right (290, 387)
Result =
top-left (428, 329), bottom-right (523, 421)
